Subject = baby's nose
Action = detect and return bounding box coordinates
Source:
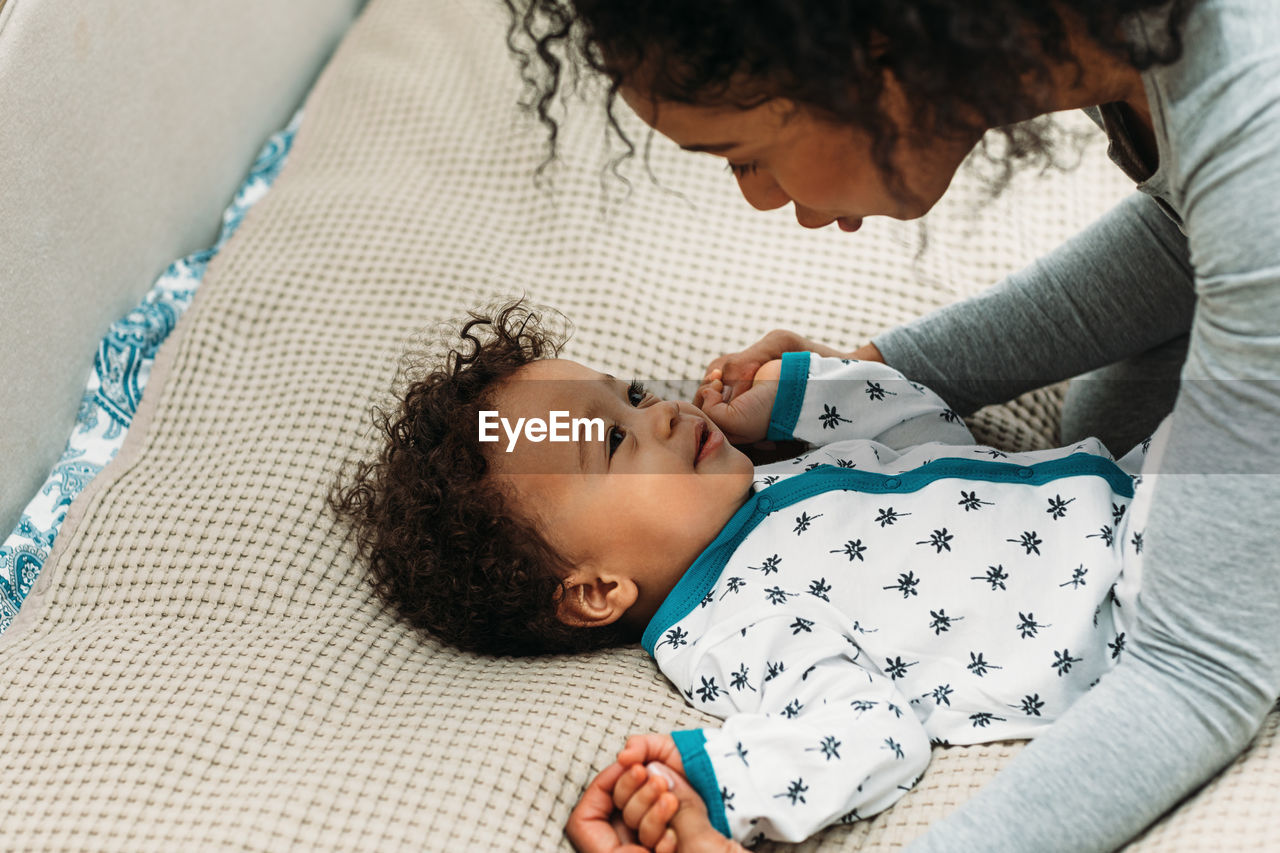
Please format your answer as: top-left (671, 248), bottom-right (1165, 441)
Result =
top-left (647, 400), bottom-right (682, 436)
top-left (662, 400), bottom-right (683, 430)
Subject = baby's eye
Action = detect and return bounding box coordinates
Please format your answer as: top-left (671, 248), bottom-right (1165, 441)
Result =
top-left (627, 380), bottom-right (650, 407)
top-left (608, 426), bottom-right (626, 457)
top-left (726, 161), bottom-right (759, 179)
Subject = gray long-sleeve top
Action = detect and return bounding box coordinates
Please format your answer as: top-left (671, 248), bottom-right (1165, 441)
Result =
top-left (875, 1), bottom-right (1280, 849)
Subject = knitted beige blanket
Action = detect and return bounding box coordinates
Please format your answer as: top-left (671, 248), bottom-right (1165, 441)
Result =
top-left (3, 0), bottom-right (1274, 849)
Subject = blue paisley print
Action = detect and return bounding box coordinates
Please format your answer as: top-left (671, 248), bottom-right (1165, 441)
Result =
top-left (0, 111), bottom-right (301, 635)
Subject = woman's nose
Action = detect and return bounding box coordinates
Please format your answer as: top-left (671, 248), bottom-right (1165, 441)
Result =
top-left (735, 170), bottom-right (789, 212)
top-left (793, 204), bottom-right (836, 229)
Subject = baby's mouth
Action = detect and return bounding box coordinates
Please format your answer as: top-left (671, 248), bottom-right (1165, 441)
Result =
top-left (693, 420), bottom-right (721, 466)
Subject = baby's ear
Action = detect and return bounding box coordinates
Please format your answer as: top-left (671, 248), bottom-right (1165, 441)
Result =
top-left (555, 571), bottom-right (638, 627)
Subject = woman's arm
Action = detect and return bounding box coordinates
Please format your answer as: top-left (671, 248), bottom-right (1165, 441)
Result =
top-left (705, 192), bottom-right (1193, 419)
top-left (904, 4), bottom-right (1280, 843)
top-left (897, 238), bottom-right (1280, 850)
top-left (873, 192), bottom-right (1195, 416)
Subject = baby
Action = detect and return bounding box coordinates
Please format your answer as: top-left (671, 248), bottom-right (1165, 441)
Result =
top-left (331, 302), bottom-right (1156, 852)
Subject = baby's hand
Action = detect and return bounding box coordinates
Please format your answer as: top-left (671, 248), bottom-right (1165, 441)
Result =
top-left (705, 330), bottom-right (887, 409)
top-left (695, 361), bottom-right (782, 445)
top-left (615, 762), bottom-right (747, 853)
top-left (704, 330), bottom-right (849, 406)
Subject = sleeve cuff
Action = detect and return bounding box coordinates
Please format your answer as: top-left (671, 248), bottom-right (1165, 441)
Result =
top-left (671, 729), bottom-right (732, 839)
top-left (765, 351), bottom-right (811, 442)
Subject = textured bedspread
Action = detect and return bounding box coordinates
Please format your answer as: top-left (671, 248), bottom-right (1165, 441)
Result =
top-left (2, 0), bottom-right (1274, 850)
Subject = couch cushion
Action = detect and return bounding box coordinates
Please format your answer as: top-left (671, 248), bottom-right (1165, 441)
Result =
top-left (0, 0), bottom-right (364, 537)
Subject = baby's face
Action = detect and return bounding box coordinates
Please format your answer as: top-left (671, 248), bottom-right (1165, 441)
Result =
top-left (488, 358), bottom-right (755, 623)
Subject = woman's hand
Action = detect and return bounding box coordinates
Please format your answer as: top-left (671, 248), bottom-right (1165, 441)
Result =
top-left (566, 761), bottom-right (652, 853)
top-left (705, 329), bottom-right (883, 405)
top-left (566, 735), bottom-right (690, 853)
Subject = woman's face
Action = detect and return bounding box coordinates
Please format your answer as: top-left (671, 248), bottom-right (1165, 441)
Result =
top-left (620, 82), bottom-right (983, 231)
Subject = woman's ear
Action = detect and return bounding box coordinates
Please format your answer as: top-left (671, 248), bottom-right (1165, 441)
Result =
top-left (556, 570), bottom-right (639, 628)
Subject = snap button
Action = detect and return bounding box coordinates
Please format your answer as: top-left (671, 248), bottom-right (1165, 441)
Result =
top-left (884, 477), bottom-right (901, 489)
top-left (757, 496), bottom-right (773, 512)
top-left (1017, 467), bottom-right (1034, 478)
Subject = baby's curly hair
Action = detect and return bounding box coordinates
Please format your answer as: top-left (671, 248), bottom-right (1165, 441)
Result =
top-left (503, 0), bottom-right (1192, 194)
top-left (330, 301), bottom-right (632, 656)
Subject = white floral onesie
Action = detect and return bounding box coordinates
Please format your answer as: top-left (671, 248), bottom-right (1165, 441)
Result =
top-left (640, 353), bottom-right (1154, 845)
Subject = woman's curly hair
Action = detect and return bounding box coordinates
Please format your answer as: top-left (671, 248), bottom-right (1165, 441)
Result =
top-left (503, 0), bottom-right (1192, 192)
top-left (329, 301), bottom-right (631, 656)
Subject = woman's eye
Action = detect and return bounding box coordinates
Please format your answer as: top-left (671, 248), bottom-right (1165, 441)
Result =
top-left (726, 161), bottom-right (759, 178)
top-left (627, 380), bottom-right (649, 407)
top-left (608, 426), bottom-right (626, 457)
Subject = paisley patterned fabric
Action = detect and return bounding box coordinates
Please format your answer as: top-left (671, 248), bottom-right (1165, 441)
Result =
top-left (0, 112), bottom-right (300, 635)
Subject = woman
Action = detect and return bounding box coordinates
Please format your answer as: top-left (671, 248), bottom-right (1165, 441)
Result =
top-left (503, 2), bottom-right (1280, 850)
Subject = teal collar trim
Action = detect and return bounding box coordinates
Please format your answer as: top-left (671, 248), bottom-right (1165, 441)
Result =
top-left (641, 452), bottom-right (1133, 655)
